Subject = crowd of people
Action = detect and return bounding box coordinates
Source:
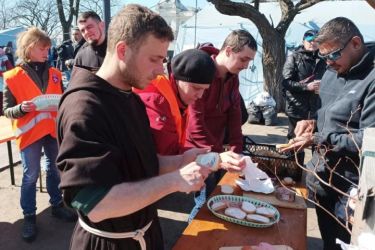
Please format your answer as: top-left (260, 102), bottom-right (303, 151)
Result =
top-left (1, 3), bottom-right (374, 250)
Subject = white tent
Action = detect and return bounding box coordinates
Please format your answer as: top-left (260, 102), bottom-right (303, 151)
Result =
top-left (0, 27), bottom-right (26, 49)
top-left (174, 1), bottom-right (375, 106)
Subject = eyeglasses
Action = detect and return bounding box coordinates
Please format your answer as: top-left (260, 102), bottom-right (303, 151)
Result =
top-left (318, 38), bottom-right (352, 62)
top-left (304, 35), bottom-right (316, 42)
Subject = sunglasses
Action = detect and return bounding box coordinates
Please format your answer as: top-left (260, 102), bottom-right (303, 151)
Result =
top-left (318, 38), bottom-right (352, 62)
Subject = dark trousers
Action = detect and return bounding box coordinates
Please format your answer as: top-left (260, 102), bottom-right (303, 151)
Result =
top-left (287, 116), bottom-right (301, 140)
top-left (314, 191), bottom-right (351, 250)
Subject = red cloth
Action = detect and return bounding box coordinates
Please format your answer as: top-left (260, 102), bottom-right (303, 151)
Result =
top-left (185, 53), bottom-right (243, 153)
top-left (136, 76), bottom-right (188, 155)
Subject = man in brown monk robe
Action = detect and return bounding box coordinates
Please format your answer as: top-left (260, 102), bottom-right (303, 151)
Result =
top-left (56, 4), bottom-right (245, 250)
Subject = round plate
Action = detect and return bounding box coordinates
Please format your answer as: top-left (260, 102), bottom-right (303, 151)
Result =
top-left (207, 195), bottom-right (280, 228)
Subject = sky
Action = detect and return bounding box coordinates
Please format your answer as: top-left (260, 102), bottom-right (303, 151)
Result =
top-left (119, 0), bottom-right (208, 9)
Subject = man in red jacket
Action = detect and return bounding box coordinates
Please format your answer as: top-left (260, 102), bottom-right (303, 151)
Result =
top-left (185, 30), bottom-right (257, 199)
top-left (186, 30), bottom-right (257, 154)
top-left (136, 49), bottom-right (215, 155)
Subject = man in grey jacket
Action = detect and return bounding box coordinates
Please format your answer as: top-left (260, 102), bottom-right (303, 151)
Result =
top-left (282, 17), bottom-right (375, 250)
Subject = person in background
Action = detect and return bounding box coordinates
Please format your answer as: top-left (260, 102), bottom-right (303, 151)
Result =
top-left (186, 30), bottom-right (257, 154)
top-left (56, 37), bottom-right (74, 85)
top-left (74, 11), bottom-right (106, 72)
top-left (2, 27), bottom-right (76, 242)
top-left (185, 30), bottom-right (257, 197)
top-left (5, 41), bottom-right (15, 67)
top-left (0, 47), bottom-right (13, 115)
top-left (48, 46), bottom-right (58, 67)
top-left (282, 17), bottom-right (375, 249)
top-left (136, 49), bottom-right (216, 155)
top-left (282, 29), bottom-right (326, 140)
top-left (65, 27), bottom-right (85, 70)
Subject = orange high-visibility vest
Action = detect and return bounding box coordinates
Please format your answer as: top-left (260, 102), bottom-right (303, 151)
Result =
top-left (4, 66), bottom-right (62, 150)
top-left (150, 75), bottom-right (188, 147)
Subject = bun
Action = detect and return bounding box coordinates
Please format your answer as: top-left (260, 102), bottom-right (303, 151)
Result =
top-left (224, 207), bottom-right (246, 220)
top-left (246, 214), bottom-right (270, 224)
top-left (241, 201), bottom-right (256, 213)
top-left (255, 207), bottom-right (276, 218)
top-left (211, 201), bottom-right (227, 211)
top-left (196, 152), bottom-right (220, 171)
top-left (221, 185), bottom-right (234, 194)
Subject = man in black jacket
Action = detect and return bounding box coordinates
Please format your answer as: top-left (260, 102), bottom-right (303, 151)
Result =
top-left (282, 29), bottom-right (326, 140)
top-left (282, 17), bottom-right (375, 250)
top-left (65, 27), bottom-right (85, 70)
top-left (74, 11), bottom-right (106, 72)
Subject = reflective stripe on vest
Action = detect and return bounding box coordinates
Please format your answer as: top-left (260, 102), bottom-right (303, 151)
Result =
top-left (152, 75), bottom-right (187, 146)
top-left (14, 112), bottom-right (54, 137)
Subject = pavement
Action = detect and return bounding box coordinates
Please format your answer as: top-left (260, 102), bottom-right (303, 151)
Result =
top-left (0, 113), bottom-right (323, 250)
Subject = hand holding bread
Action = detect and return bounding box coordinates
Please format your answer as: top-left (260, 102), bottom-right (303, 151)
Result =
top-left (219, 151), bottom-right (246, 172)
top-left (177, 162), bottom-right (210, 193)
top-left (181, 148), bottom-right (210, 167)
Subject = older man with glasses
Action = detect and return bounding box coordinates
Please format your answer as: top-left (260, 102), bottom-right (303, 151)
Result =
top-left (281, 17), bottom-right (375, 250)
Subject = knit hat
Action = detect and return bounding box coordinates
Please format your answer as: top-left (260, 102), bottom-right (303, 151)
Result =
top-left (171, 49), bottom-right (216, 84)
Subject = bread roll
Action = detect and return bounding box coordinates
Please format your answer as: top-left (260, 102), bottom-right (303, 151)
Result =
top-left (241, 201), bottom-right (256, 213)
top-left (255, 207), bottom-right (276, 218)
top-left (211, 201), bottom-right (227, 211)
top-left (196, 152), bottom-right (220, 171)
top-left (221, 184), bottom-right (234, 194)
top-left (224, 207), bottom-right (247, 220)
top-left (246, 214), bottom-right (270, 224)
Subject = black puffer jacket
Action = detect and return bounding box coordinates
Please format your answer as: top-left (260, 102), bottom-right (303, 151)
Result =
top-left (282, 46), bottom-right (326, 119)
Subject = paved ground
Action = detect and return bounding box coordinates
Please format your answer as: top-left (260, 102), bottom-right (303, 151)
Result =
top-left (0, 113), bottom-right (323, 250)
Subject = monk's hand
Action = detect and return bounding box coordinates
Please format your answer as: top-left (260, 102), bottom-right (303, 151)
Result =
top-left (294, 120), bottom-right (316, 137)
top-left (219, 151), bottom-right (246, 173)
top-left (21, 101), bottom-right (37, 113)
top-left (181, 148), bottom-right (210, 167)
top-left (178, 162), bottom-right (210, 193)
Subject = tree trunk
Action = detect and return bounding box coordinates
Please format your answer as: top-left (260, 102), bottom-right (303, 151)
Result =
top-left (62, 25), bottom-right (70, 41)
top-left (262, 33), bottom-right (286, 112)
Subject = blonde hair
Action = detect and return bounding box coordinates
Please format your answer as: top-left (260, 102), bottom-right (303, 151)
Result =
top-left (16, 27), bottom-right (51, 62)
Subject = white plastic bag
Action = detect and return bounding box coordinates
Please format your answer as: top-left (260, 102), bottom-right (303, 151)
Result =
top-left (253, 91), bottom-right (276, 107)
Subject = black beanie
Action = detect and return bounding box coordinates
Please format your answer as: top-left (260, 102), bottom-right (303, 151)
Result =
top-left (171, 49), bottom-right (216, 84)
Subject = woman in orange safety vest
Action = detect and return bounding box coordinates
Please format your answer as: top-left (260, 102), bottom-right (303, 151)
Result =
top-left (2, 27), bottom-right (76, 242)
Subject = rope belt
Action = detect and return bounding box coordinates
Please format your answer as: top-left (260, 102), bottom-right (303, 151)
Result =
top-left (78, 217), bottom-right (152, 250)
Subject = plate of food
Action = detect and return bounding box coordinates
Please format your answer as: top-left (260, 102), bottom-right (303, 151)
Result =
top-left (207, 195), bottom-right (280, 228)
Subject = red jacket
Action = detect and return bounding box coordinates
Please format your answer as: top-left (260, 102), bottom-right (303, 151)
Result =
top-left (185, 45), bottom-right (243, 153)
top-left (136, 75), bottom-right (188, 155)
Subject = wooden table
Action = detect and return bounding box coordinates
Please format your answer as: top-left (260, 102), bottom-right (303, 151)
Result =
top-left (0, 116), bottom-right (16, 185)
top-left (173, 172), bottom-right (307, 250)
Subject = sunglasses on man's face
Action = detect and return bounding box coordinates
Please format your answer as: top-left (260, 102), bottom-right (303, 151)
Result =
top-left (318, 38), bottom-right (352, 62)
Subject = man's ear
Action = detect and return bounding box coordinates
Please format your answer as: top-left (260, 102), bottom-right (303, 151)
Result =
top-left (351, 36), bottom-right (362, 50)
top-left (116, 41), bottom-right (127, 60)
top-left (225, 46), bottom-right (232, 57)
